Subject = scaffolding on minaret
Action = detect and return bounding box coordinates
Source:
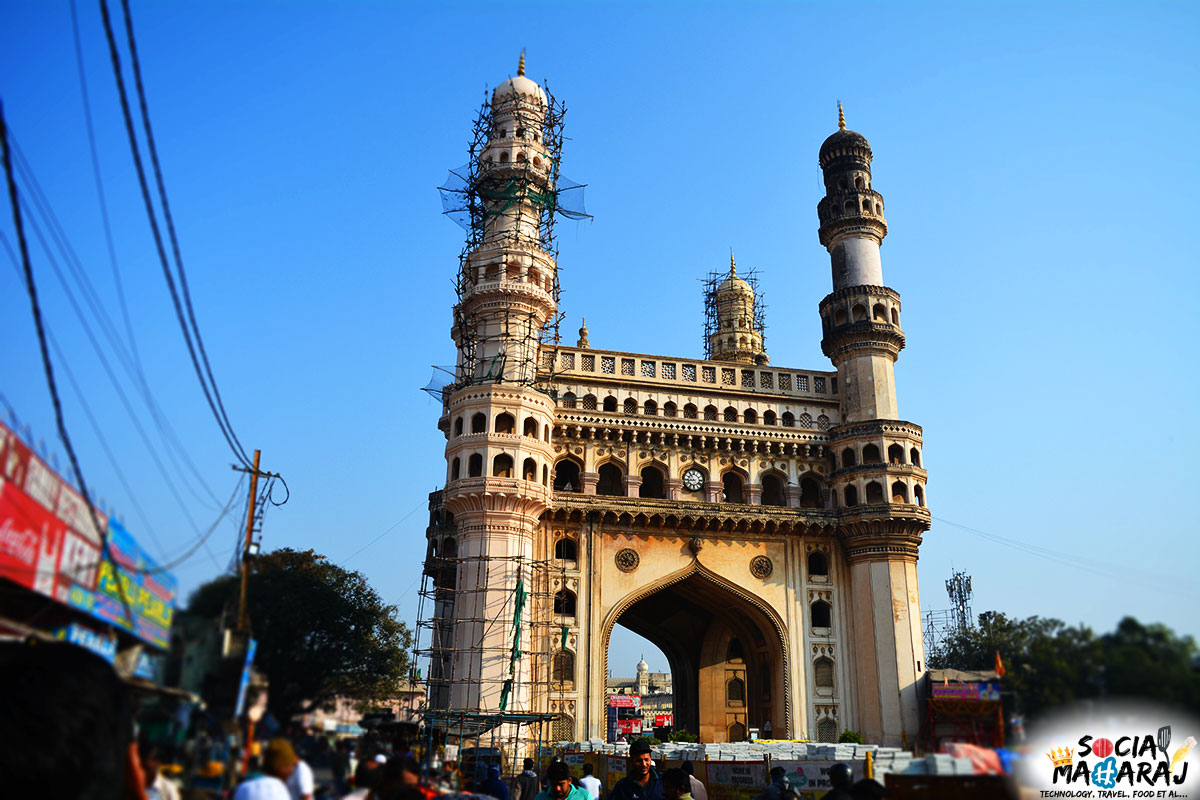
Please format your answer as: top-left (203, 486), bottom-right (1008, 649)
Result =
top-left (437, 86), bottom-right (590, 400)
top-left (701, 261), bottom-right (768, 362)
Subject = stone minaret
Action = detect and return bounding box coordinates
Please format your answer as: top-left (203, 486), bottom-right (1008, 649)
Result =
top-left (708, 254), bottom-right (767, 364)
top-left (816, 105), bottom-right (929, 746)
top-left (441, 54), bottom-right (557, 715)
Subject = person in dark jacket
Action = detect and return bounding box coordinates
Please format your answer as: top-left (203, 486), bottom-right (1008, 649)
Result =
top-left (609, 740), bottom-right (662, 800)
top-left (480, 763), bottom-right (511, 800)
top-left (516, 758), bottom-right (540, 800)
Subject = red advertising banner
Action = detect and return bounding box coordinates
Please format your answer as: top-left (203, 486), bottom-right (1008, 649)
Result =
top-left (655, 714), bottom-right (674, 727)
top-left (608, 694), bottom-right (641, 708)
top-left (0, 479), bottom-right (68, 594)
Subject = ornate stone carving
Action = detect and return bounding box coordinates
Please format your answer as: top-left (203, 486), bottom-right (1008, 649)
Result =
top-left (615, 548), bottom-right (639, 572)
top-left (687, 537), bottom-right (703, 557)
top-left (749, 555), bottom-right (773, 579)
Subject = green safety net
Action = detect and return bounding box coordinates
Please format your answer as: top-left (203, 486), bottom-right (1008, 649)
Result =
top-left (500, 579), bottom-right (527, 711)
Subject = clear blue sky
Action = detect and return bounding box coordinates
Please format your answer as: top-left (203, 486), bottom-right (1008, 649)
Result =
top-left (2, 1), bottom-right (1198, 678)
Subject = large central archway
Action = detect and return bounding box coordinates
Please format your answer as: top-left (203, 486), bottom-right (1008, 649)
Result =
top-left (602, 567), bottom-right (790, 742)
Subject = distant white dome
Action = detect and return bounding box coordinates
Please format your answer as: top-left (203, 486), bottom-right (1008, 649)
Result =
top-left (493, 74), bottom-right (546, 104)
top-left (637, 658), bottom-right (649, 673)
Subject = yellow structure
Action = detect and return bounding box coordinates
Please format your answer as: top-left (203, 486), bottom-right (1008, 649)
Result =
top-left (421, 63), bottom-right (930, 751)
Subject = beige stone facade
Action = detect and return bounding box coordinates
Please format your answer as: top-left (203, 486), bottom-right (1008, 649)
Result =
top-left (423, 68), bottom-right (930, 750)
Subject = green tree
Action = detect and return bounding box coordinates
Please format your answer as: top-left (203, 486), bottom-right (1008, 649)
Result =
top-left (928, 613), bottom-right (1199, 720)
top-left (188, 548), bottom-right (413, 721)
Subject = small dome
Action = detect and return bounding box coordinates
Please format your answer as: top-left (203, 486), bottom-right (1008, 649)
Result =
top-left (717, 274), bottom-right (753, 294)
top-left (819, 127), bottom-right (871, 167)
top-left (637, 657), bottom-right (649, 673)
top-left (493, 75), bottom-right (546, 104)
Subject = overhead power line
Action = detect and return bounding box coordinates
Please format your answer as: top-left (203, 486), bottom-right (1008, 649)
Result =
top-left (1, 100), bottom-right (134, 622)
top-left (97, 0), bottom-right (253, 471)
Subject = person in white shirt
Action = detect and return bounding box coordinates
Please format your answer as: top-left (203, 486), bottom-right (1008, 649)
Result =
top-left (139, 742), bottom-right (181, 800)
top-left (233, 739), bottom-right (296, 800)
top-left (287, 755), bottom-right (315, 800)
top-left (579, 762), bottom-right (603, 800)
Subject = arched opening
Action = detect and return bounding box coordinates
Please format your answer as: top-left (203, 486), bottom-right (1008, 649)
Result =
top-left (499, 151), bottom-right (509, 163)
top-left (603, 396), bottom-right (618, 413)
top-left (643, 399), bottom-right (658, 416)
top-left (582, 394), bottom-right (597, 410)
top-left (844, 485), bottom-right (858, 506)
top-left (807, 551), bottom-right (829, 577)
top-left (763, 410), bottom-right (776, 425)
top-left (722, 472), bottom-right (745, 504)
top-left (552, 650), bottom-right (575, 683)
top-left (524, 417), bottom-right (539, 437)
top-left (554, 590), bottom-right (577, 618)
top-left (542, 464), bottom-right (548, 485)
top-left (888, 444), bottom-right (905, 464)
top-left (561, 391), bottom-right (577, 408)
top-left (834, 308), bottom-right (848, 326)
top-left (468, 453), bottom-right (483, 477)
top-left (442, 538), bottom-right (457, 558)
top-left (471, 412), bottom-right (486, 433)
top-left (606, 571), bottom-right (789, 743)
top-left (841, 448), bottom-right (856, 467)
top-left (553, 458), bottom-right (581, 492)
top-left (495, 413), bottom-right (515, 434)
top-left (492, 454), bottom-right (514, 478)
top-left (817, 718), bottom-right (838, 743)
top-left (862, 444), bottom-right (882, 463)
top-left (450, 458), bottom-right (460, 481)
top-left (799, 477), bottom-right (822, 508)
top-left (782, 412), bottom-right (795, 427)
top-left (866, 481), bottom-right (884, 503)
top-left (728, 722), bottom-right (747, 742)
top-left (597, 463), bottom-right (624, 496)
top-left (704, 405), bottom-right (719, 421)
top-left (522, 457), bottom-right (537, 482)
top-left (760, 474), bottom-right (786, 507)
top-left (811, 600), bottom-right (832, 629)
top-left (454, 417), bottom-right (464, 437)
top-left (639, 465), bottom-right (666, 499)
top-left (914, 484), bottom-right (925, 506)
top-left (852, 304), bottom-right (867, 322)
top-left (743, 408), bottom-right (758, 424)
top-left (684, 404), bottom-right (698, 419)
top-left (554, 538), bottom-right (578, 561)
top-left (854, 176), bottom-right (864, 189)
top-left (663, 402), bottom-right (678, 417)
top-left (910, 448), bottom-right (921, 467)
top-left (724, 407), bottom-right (738, 422)
top-left (891, 308), bottom-right (900, 325)
top-left (891, 480), bottom-right (909, 503)
top-left (623, 398), bottom-right (638, 415)
top-left (873, 303), bottom-right (887, 321)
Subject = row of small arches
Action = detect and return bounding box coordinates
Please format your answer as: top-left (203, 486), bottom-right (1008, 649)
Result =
top-left (829, 302), bottom-right (899, 327)
top-left (841, 443), bottom-right (921, 468)
top-left (561, 393), bottom-right (824, 428)
top-left (453, 411), bottom-right (549, 441)
top-left (828, 198), bottom-right (883, 217)
top-left (470, 262), bottom-right (555, 293)
top-left (843, 480), bottom-right (925, 506)
top-left (451, 453), bottom-right (549, 484)
top-left (553, 459), bottom-right (826, 507)
top-left (484, 151), bottom-right (544, 168)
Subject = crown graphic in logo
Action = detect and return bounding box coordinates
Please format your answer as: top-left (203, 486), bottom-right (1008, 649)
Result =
top-left (1046, 747), bottom-right (1074, 769)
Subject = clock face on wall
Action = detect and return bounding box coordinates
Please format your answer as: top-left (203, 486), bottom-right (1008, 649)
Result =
top-left (682, 468), bottom-right (704, 491)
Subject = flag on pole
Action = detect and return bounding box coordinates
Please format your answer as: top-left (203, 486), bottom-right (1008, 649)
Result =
top-left (994, 650), bottom-right (1007, 678)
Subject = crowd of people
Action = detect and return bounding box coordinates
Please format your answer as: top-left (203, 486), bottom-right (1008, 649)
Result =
top-left (0, 640), bottom-right (889, 800)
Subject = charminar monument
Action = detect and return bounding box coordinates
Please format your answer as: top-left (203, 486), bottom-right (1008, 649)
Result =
top-left (420, 56), bottom-right (930, 750)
